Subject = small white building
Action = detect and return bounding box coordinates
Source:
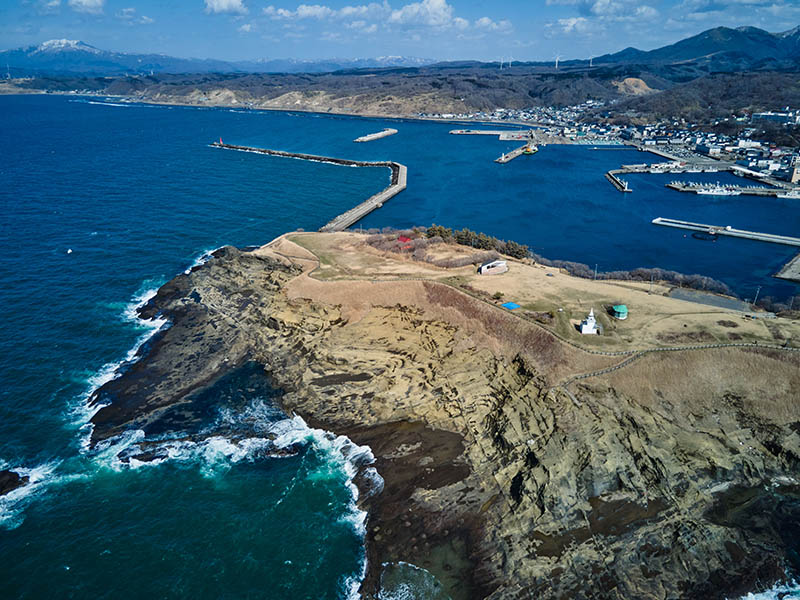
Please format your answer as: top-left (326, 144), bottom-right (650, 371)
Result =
top-left (478, 260), bottom-right (508, 275)
top-left (580, 308), bottom-right (599, 335)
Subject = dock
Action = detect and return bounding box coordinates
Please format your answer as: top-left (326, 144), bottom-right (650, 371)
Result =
top-left (495, 144), bottom-right (530, 164)
top-left (775, 252), bottom-right (800, 283)
top-left (450, 129), bottom-right (530, 136)
top-left (210, 142), bottom-right (406, 232)
top-left (652, 217), bottom-right (800, 247)
top-left (354, 128), bottom-right (398, 143)
top-left (665, 181), bottom-right (795, 198)
top-left (320, 163), bottom-right (407, 232)
top-left (606, 170), bottom-right (632, 192)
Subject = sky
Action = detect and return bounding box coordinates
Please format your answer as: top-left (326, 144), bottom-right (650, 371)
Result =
top-left (2, 0), bottom-right (799, 61)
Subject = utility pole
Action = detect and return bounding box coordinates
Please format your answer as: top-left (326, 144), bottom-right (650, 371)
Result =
top-left (649, 273), bottom-right (654, 294)
top-left (594, 264), bottom-right (598, 280)
top-left (753, 285), bottom-right (762, 307)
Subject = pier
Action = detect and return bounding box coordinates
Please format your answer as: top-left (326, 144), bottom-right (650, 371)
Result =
top-left (210, 142), bottom-right (407, 232)
top-left (320, 163), bottom-right (407, 232)
top-left (775, 252), bottom-right (800, 283)
top-left (450, 129), bottom-right (530, 136)
top-left (354, 128), bottom-right (398, 143)
top-left (495, 144), bottom-right (530, 164)
top-left (605, 170), bottom-right (632, 192)
top-left (652, 218), bottom-right (800, 247)
top-left (665, 181), bottom-right (795, 198)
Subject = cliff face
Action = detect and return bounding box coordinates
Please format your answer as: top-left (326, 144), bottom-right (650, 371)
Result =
top-left (89, 241), bottom-right (800, 599)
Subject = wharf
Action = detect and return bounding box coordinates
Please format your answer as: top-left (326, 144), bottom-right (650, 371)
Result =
top-left (775, 252), bottom-right (800, 283)
top-left (320, 163), bottom-right (407, 232)
top-left (450, 129), bottom-right (529, 136)
top-left (495, 144), bottom-right (530, 164)
top-left (605, 170), bottom-right (632, 192)
top-left (210, 142), bottom-right (406, 232)
top-left (354, 128), bottom-right (398, 143)
top-left (652, 217), bottom-right (800, 247)
top-left (666, 181), bottom-right (792, 198)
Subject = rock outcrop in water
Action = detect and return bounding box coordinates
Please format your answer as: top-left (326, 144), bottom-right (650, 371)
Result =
top-left (89, 236), bottom-right (800, 600)
top-left (0, 470), bottom-right (28, 496)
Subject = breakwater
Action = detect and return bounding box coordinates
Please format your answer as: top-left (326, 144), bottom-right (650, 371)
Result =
top-left (209, 142), bottom-right (407, 232)
top-left (606, 170), bottom-right (632, 192)
top-left (666, 180), bottom-right (795, 198)
top-left (652, 217), bottom-right (800, 247)
top-left (776, 252), bottom-right (800, 283)
top-left (495, 144), bottom-right (531, 164)
top-left (354, 128), bottom-right (397, 143)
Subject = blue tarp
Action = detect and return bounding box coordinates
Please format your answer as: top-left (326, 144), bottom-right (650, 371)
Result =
top-left (501, 302), bottom-right (521, 310)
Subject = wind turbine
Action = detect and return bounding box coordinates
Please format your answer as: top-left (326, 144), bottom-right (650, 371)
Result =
top-left (554, 52), bottom-right (562, 70)
top-left (589, 55), bottom-right (593, 68)
top-left (499, 56), bottom-right (504, 70)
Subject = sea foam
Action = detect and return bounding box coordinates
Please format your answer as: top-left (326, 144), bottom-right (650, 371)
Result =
top-left (0, 461), bottom-right (87, 530)
top-left (735, 580), bottom-right (800, 599)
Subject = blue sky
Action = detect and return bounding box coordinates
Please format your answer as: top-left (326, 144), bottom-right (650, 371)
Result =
top-left (2, 0), bottom-right (799, 61)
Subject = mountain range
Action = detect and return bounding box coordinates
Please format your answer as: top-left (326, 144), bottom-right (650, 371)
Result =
top-left (0, 39), bottom-right (435, 76)
top-left (2, 26), bottom-right (799, 77)
top-left (594, 25), bottom-right (800, 70)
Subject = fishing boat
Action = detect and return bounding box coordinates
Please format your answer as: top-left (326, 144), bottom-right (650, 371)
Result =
top-left (696, 185), bottom-right (741, 196)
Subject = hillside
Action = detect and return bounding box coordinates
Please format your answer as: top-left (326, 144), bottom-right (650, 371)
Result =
top-left (594, 71), bottom-right (800, 124)
top-left (596, 25), bottom-right (800, 71)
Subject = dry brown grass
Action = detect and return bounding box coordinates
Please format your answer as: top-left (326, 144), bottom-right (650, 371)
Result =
top-left (600, 347), bottom-right (800, 425)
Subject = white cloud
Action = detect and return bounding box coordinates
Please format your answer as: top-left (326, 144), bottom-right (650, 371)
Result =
top-left (475, 16), bottom-right (512, 31)
top-left (238, 22), bottom-right (253, 31)
top-left (40, 0), bottom-right (61, 14)
top-left (265, 1), bottom-right (389, 20)
top-left (67, 0), bottom-right (104, 14)
top-left (339, 2), bottom-right (389, 18)
top-left (264, 0), bottom-right (511, 36)
top-left (346, 19), bottom-right (379, 32)
top-left (296, 4), bottom-right (334, 18)
top-left (116, 7), bottom-right (155, 24)
top-left (204, 0), bottom-right (248, 15)
top-left (389, 0), bottom-right (456, 27)
top-left (558, 16), bottom-right (591, 33)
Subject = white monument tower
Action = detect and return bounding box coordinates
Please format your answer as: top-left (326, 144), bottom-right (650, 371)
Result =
top-left (580, 308), bottom-right (599, 335)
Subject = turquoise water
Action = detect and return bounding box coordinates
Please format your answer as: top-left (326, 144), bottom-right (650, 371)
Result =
top-left (1, 95), bottom-right (798, 598)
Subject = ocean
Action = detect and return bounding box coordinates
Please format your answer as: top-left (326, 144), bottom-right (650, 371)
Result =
top-left (1, 94), bottom-right (798, 599)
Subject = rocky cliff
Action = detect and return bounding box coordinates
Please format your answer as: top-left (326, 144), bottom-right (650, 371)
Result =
top-left (88, 238), bottom-right (800, 599)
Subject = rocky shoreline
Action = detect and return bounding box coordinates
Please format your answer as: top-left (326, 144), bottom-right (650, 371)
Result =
top-left (86, 238), bottom-right (800, 599)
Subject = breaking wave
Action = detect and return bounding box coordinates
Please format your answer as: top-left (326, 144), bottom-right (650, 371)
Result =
top-left (0, 461), bottom-right (87, 530)
top-left (736, 580), bottom-right (800, 599)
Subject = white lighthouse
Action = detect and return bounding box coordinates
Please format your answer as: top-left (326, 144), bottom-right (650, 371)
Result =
top-left (580, 308), bottom-right (599, 335)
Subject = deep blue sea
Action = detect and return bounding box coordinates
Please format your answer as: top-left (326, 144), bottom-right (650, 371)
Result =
top-left (1, 94), bottom-right (798, 599)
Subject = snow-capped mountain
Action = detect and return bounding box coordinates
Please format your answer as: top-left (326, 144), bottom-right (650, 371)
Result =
top-left (0, 40), bottom-right (436, 76)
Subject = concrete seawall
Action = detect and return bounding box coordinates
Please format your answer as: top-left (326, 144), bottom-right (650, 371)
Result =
top-left (652, 217), bottom-right (800, 247)
top-left (210, 141), bottom-right (406, 232)
top-left (354, 128), bottom-right (398, 143)
top-left (606, 170), bottom-right (632, 192)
